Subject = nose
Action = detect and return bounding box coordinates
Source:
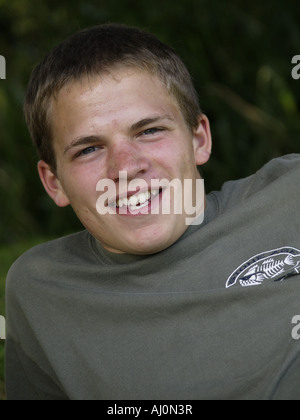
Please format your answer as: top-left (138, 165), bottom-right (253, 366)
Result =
top-left (106, 140), bottom-right (151, 182)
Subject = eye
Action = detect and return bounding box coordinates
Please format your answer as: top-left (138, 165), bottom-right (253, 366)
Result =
top-left (75, 146), bottom-right (100, 158)
top-left (142, 127), bottom-right (164, 136)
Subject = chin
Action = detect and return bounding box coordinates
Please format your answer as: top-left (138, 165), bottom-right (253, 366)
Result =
top-left (120, 225), bottom-right (185, 255)
top-left (90, 214), bottom-right (188, 255)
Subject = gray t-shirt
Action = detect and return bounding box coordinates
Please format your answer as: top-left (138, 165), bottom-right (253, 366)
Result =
top-left (5, 154), bottom-right (300, 400)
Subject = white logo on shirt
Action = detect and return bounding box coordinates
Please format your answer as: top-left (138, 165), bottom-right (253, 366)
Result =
top-left (226, 247), bottom-right (300, 288)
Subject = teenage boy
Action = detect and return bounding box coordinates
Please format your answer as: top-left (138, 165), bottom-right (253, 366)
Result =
top-left (5, 24), bottom-right (300, 400)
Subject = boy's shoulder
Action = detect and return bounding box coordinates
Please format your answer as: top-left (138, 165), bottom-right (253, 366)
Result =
top-left (251, 153), bottom-right (300, 183)
top-left (215, 154), bottom-right (300, 212)
top-left (6, 230), bottom-right (92, 290)
top-left (14, 229), bottom-right (89, 261)
top-left (243, 153), bottom-right (300, 199)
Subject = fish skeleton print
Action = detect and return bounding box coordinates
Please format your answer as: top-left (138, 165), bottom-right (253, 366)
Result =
top-left (226, 247), bottom-right (300, 288)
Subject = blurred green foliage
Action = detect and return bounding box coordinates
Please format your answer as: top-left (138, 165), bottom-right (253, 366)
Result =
top-left (1, 0), bottom-right (300, 245)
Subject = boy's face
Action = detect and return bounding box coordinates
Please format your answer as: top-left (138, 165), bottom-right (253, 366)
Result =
top-left (39, 69), bottom-right (212, 255)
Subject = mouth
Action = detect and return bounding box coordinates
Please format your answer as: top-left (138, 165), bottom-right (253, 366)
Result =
top-left (110, 188), bottom-right (163, 216)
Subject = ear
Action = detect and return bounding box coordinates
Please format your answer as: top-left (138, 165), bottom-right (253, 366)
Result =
top-left (192, 114), bottom-right (212, 166)
top-left (37, 161), bottom-right (70, 208)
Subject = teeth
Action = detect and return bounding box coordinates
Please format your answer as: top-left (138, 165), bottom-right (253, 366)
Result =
top-left (138, 193), bottom-right (147, 204)
top-left (116, 190), bottom-right (159, 209)
top-left (128, 195), bottom-right (138, 206)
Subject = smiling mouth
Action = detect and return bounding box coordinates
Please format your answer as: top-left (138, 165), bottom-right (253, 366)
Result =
top-left (111, 188), bottom-right (162, 214)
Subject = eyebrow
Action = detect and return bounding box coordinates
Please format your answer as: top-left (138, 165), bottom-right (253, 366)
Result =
top-left (63, 135), bottom-right (102, 156)
top-left (129, 115), bottom-right (175, 132)
top-left (63, 114), bottom-right (175, 156)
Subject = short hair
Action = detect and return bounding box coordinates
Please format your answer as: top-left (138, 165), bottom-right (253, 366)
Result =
top-left (24, 24), bottom-right (202, 173)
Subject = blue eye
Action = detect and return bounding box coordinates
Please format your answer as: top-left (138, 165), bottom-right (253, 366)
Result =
top-left (76, 146), bottom-right (98, 157)
top-left (143, 128), bottom-right (163, 136)
top-left (83, 147), bottom-right (96, 154)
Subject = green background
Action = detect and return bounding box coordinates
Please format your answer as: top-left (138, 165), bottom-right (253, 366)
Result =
top-left (1, 0), bottom-right (300, 400)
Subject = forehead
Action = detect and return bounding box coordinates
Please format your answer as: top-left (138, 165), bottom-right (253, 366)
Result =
top-left (54, 68), bottom-right (176, 110)
top-left (50, 69), bottom-right (183, 141)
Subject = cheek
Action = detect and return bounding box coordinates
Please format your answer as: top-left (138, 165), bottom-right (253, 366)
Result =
top-left (150, 137), bottom-right (194, 173)
top-left (148, 139), bottom-right (182, 165)
top-left (60, 169), bottom-right (99, 208)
